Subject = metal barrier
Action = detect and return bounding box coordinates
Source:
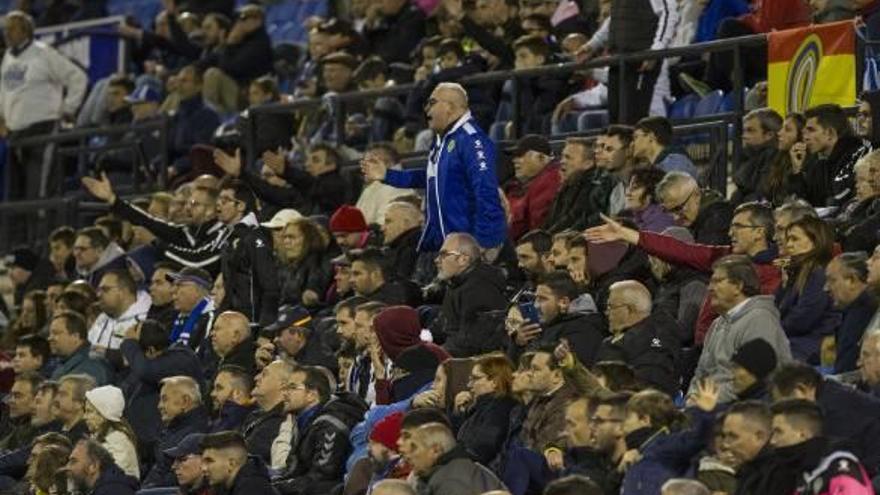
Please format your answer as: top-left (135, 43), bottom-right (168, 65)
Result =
top-left (0, 32), bottom-right (781, 252)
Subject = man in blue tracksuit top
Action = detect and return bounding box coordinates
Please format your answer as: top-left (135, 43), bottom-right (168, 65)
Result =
top-left (362, 82), bottom-right (508, 254)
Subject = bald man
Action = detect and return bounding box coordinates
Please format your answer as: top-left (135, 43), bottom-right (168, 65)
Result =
top-left (382, 201), bottom-right (424, 280)
top-left (595, 280), bottom-right (681, 395)
top-left (362, 83), bottom-right (507, 256)
top-left (208, 311), bottom-right (256, 378)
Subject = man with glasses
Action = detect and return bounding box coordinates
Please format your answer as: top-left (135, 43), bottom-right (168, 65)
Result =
top-left (561, 397), bottom-right (617, 494)
top-left (587, 202), bottom-right (780, 347)
top-left (596, 280), bottom-right (680, 395)
top-left (167, 267), bottom-right (216, 351)
top-left (589, 393), bottom-right (627, 488)
top-left (362, 82), bottom-right (507, 259)
top-left (71, 227), bottom-right (127, 288)
top-left (88, 270), bottom-right (151, 363)
top-left (687, 255), bottom-right (790, 403)
top-left (82, 174), bottom-right (229, 276)
top-left (432, 233), bottom-right (507, 357)
top-left (655, 171), bottom-right (733, 245)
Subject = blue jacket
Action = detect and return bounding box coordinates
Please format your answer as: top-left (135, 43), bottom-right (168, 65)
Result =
top-left (384, 112), bottom-right (507, 251)
top-left (775, 265), bottom-right (842, 363)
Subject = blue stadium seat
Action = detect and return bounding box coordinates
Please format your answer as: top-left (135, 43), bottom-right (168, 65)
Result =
top-left (667, 94), bottom-right (699, 120)
top-left (576, 110), bottom-right (610, 131)
top-left (719, 87), bottom-right (749, 112)
top-left (694, 90), bottom-right (725, 117)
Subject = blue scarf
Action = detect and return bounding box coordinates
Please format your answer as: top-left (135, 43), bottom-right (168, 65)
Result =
top-left (170, 298), bottom-right (209, 345)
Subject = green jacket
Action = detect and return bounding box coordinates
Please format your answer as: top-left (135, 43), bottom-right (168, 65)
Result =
top-left (51, 345), bottom-right (112, 385)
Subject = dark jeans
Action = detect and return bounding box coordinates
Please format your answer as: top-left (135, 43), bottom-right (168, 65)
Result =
top-left (502, 445), bottom-right (554, 495)
top-left (7, 120), bottom-right (58, 200)
top-left (608, 62), bottom-right (661, 124)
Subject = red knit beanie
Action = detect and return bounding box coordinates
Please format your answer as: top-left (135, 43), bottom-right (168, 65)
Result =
top-left (369, 412), bottom-right (405, 452)
top-left (329, 205), bottom-right (367, 233)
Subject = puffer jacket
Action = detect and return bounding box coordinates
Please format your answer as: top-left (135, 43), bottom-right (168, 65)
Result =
top-left (687, 295), bottom-right (792, 403)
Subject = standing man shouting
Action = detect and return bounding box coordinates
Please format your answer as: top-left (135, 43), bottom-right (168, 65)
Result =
top-left (362, 82), bottom-right (507, 259)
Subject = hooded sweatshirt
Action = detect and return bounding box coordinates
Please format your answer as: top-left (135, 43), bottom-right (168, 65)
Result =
top-left (88, 291), bottom-right (152, 350)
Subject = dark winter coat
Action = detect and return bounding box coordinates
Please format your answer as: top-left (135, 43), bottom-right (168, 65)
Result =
top-left (453, 394), bottom-right (518, 466)
top-left (363, 4), bottom-right (426, 64)
top-left (775, 263), bottom-right (841, 363)
top-left (733, 142), bottom-right (779, 204)
top-left (143, 406), bottom-right (211, 488)
top-left (248, 167), bottom-right (351, 217)
top-left (691, 190), bottom-right (734, 245)
top-left (543, 167), bottom-right (621, 233)
top-left (200, 28), bottom-right (274, 84)
top-left (385, 227), bottom-right (421, 282)
top-left (221, 215), bottom-right (279, 326)
top-left (278, 252), bottom-right (332, 307)
top-left (816, 379), bottom-right (880, 474)
top-left (413, 445), bottom-right (506, 495)
top-left (596, 313), bottom-right (682, 396)
top-left (437, 263), bottom-right (509, 357)
top-left (170, 96), bottom-right (220, 173)
top-left (835, 289), bottom-right (877, 373)
top-left (91, 463), bottom-right (139, 495)
top-left (224, 456), bottom-right (280, 495)
top-left (792, 135), bottom-right (865, 206)
top-left (510, 310), bottom-right (608, 368)
top-left (242, 403), bottom-right (287, 466)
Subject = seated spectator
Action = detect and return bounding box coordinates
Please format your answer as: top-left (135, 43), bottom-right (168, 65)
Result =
top-left (857, 90), bottom-right (880, 152)
top-left (790, 104), bottom-right (865, 207)
top-left (372, 306), bottom-right (450, 405)
top-left (143, 376), bottom-right (210, 488)
top-left (404, 422), bottom-right (506, 494)
top-left (451, 353), bottom-right (518, 466)
top-left (761, 113), bottom-right (805, 206)
top-left (825, 253), bottom-right (877, 373)
top-left (363, 0), bottom-right (427, 64)
top-left (274, 366), bottom-right (368, 495)
top-left (716, 401), bottom-right (773, 493)
top-left (209, 365), bottom-right (256, 432)
top-left (199, 4), bottom-right (273, 114)
top-left (277, 218), bottom-right (332, 309)
top-left (4, 289), bottom-right (49, 349)
top-left (31, 381), bottom-right (60, 435)
top-left (162, 432), bottom-right (210, 494)
top-left (210, 311), bottom-right (257, 378)
top-left (855, 331), bottom-right (880, 398)
top-left (0, 372), bottom-right (42, 451)
top-left (733, 108), bottom-right (783, 204)
top-left (565, 235), bottom-right (654, 314)
top-left (648, 227), bottom-right (708, 337)
top-left (168, 65), bottom-right (221, 178)
top-left (596, 126), bottom-right (636, 198)
top-left (433, 233), bottom-right (508, 357)
top-left (510, 271), bottom-right (607, 367)
top-left (352, 58), bottom-right (404, 144)
top-left (350, 248), bottom-right (421, 306)
top-left (545, 475), bottom-right (604, 495)
top-left (622, 168), bottom-right (675, 233)
top-left (835, 150), bottom-right (880, 253)
top-left (147, 262), bottom-right (178, 329)
top-left (382, 203), bottom-right (428, 284)
top-left (633, 117), bottom-right (698, 179)
top-left (655, 172), bottom-right (734, 245)
top-left (89, 270), bottom-right (151, 359)
top-left (257, 305), bottom-right (337, 372)
top-left (49, 226), bottom-right (78, 283)
top-left (82, 385), bottom-right (139, 478)
top-left (596, 280), bottom-right (680, 395)
top-left (12, 335), bottom-right (52, 377)
top-left (168, 267), bottom-right (216, 350)
top-left (769, 362), bottom-right (880, 475)
top-left (25, 441), bottom-right (69, 495)
top-left (515, 230), bottom-right (555, 290)
top-left (561, 396), bottom-right (618, 493)
top-left (65, 439), bottom-right (138, 495)
top-left (73, 227), bottom-right (127, 288)
top-left (120, 319), bottom-right (204, 461)
top-left (48, 312), bottom-right (111, 385)
top-left (8, 248), bottom-right (54, 309)
top-left (56, 374), bottom-right (95, 443)
top-left (330, 205), bottom-right (373, 254)
top-left (242, 359), bottom-right (293, 465)
top-left (505, 135), bottom-right (562, 241)
top-left (688, 255), bottom-right (791, 402)
top-left (362, 413), bottom-right (409, 492)
top-left (349, 302), bottom-right (387, 404)
top-left (200, 431), bottom-right (279, 494)
top-left (776, 217), bottom-right (841, 363)
top-left (543, 137), bottom-right (622, 233)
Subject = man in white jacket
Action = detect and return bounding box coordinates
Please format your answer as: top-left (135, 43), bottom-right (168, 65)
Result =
top-left (0, 10), bottom-right (87, 199)
top-left (89, 269), bottom-right (151, 356)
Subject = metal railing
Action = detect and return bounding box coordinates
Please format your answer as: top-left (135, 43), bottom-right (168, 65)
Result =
top-left (0, 32), bottom-right (780, 251)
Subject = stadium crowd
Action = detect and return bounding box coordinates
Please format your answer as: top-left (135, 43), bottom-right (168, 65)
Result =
top-left (2, 0), bottom-right (880, 495)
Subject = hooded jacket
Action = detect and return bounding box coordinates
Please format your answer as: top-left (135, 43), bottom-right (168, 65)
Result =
top-left (384, 112), bottom-right (507, 252)
top-left (414, 445), bottom-right (506, 495)
top-left (596, 312), bottom-right (682, 396)
top-left (88, 291), bottom-right (152, 350)
top-left (221, 212), bottom-right (280, 327)
top-left (509, 305), bottom-right (608, 368)
top-left (688, 296), bottom-right (792, 403)
top-left (91, 463), bottom-right (139, 495)
top-left (80, 242), bottom-right (127, 287)
top-left (437, 263), bottom-right (509, 357)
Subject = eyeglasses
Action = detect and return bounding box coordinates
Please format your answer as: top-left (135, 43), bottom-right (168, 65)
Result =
top-left (664, 188), bottom-right (696, 216)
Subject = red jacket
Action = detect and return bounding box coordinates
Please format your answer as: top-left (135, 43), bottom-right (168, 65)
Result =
top-left (740, 0), bottom-right (811, 33)
top-left (506, 162), bottom-right (562, 241)
top-left (638, 231), bottom-right (782, 345)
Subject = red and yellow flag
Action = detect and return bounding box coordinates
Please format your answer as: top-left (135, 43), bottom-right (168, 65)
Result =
top-left (767, 20), bottom-right (856, 115)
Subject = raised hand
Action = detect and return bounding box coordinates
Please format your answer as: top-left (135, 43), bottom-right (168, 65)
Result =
top-left (692, 378), bottom-right (720, 412)
top-left (262, 147), bottom-right (287, 176)
top-left (81, 172), bottom-right (117, 203)
top-left (213, 148), bottom-right (242, 177)
top-left (361, 153), bottom-right (388, 182)
top-left (790, 142), bottom-right (807, 174)
top-left (514, 322), bottom-right (542, 347)
top-left (583, 214), bottom-right (640, 245)
top-left (454, 390), bottom-right (473, 413)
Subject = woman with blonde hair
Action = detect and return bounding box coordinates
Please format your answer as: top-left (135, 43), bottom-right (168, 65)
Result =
top-left (83, 385), bottom-right (140, 478)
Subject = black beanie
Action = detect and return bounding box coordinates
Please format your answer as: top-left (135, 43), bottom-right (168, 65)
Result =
top-left (730, 339), bottom-right (778, 380)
